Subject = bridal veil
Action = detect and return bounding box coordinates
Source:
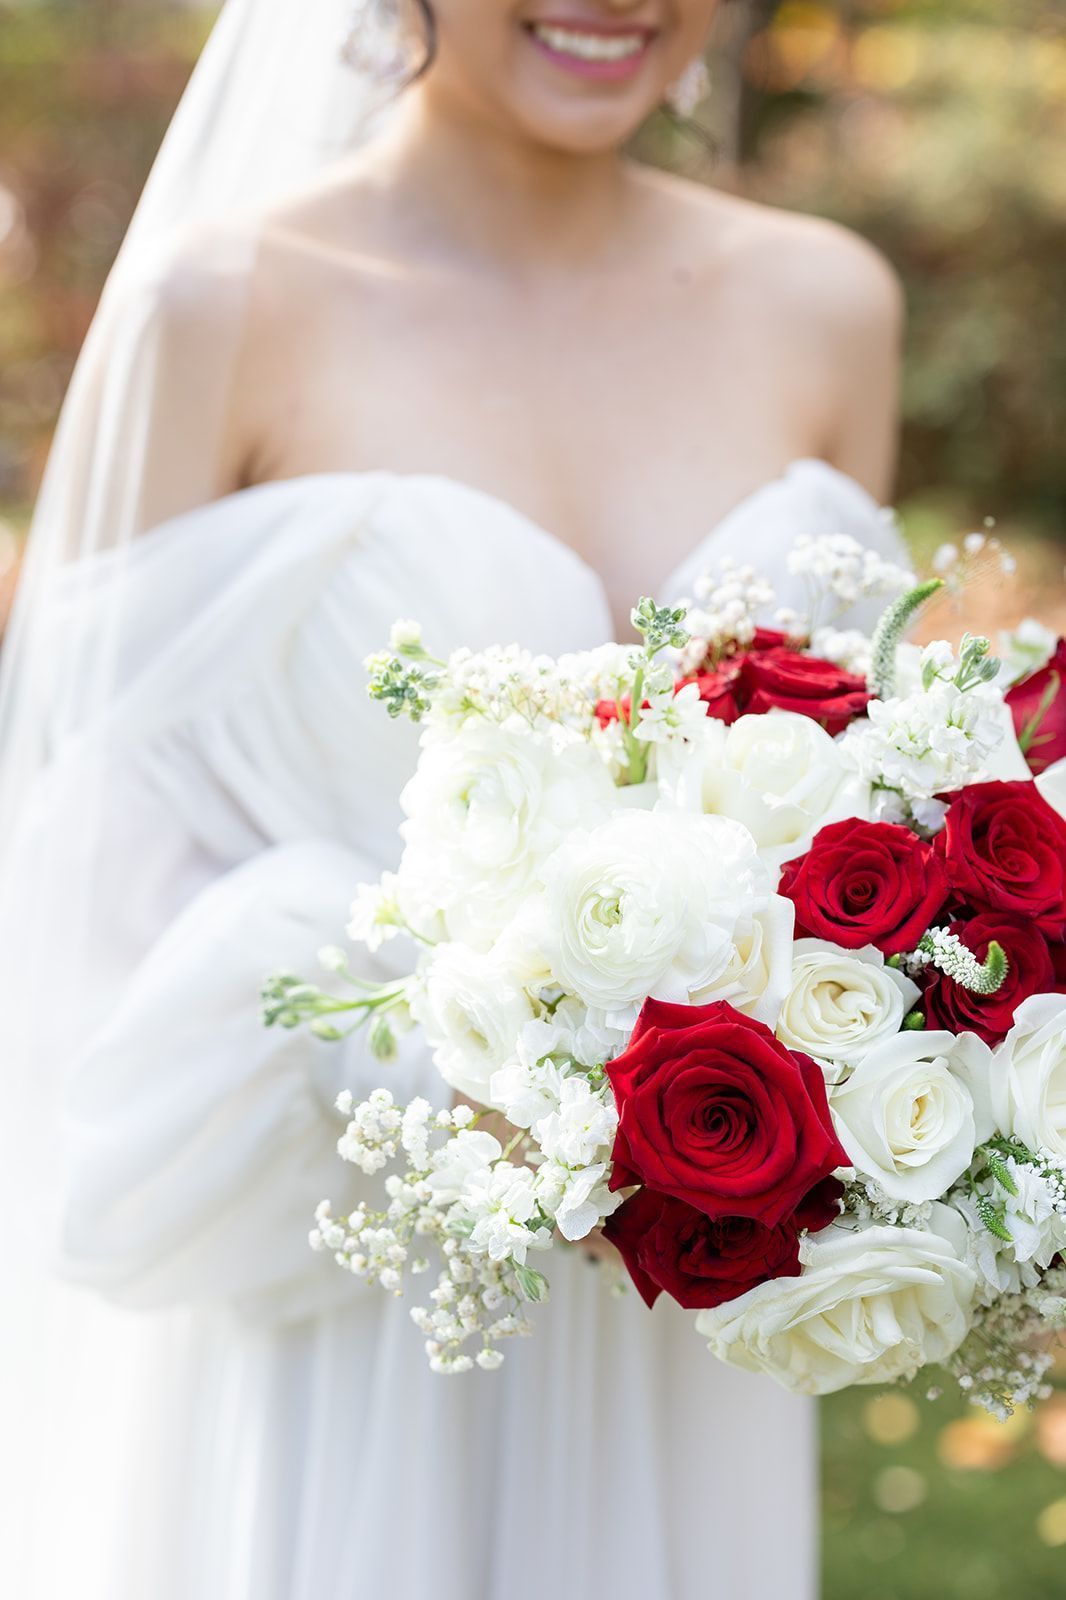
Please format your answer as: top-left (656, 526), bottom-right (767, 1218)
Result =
top-left (0, 3), bottom-right (394, 1586)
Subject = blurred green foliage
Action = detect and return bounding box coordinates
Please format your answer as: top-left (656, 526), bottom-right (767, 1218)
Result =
top-left (730, 0), bottom-right (1066, 538)
top-left (824, 1361), bottom-right (1066, 1600)
top-left (0, 2), bottom-right (210, 513)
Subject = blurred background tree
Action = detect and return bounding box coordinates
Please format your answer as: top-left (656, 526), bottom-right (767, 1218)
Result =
top-left (1, 2), bottom-right (1065, 1592)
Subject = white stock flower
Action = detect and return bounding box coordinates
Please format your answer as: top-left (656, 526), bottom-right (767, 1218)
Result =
top-left (536, 1161), bottom-right (620, 1242)
top-left (661, 710), bottom-right (863, 867)
top-left (632, 680), bottom-right (709, 746)
top-left (956, 1160), bottom-right (1066, 1297)
top-left (464, 1164), bottom-right (547, 1264)
top-left (776, 940), bottom-right (920, 1070)
top-left (689, 896), bottom-right (796, 1028)
top-left (388, 618), bottom-right (423, 652)
top-left (489, 1054), bottom-right (567, 1129)
top-left (537, 808), bottom-right (767, 1019)
top-left (830, 1030), bottom-right (993, 1202)
top-left (398, 724), bottom-right (615, 948)
top-left (843, 681), bottom-right (1021, 803)
top-left (415, 941), bottom-right (536, 1102)
top-left (423, 1129), bottom-right (503, 1206)
top-left (346, 872), bottom-right (404, 951)
top-left (696, 1219), bottom-right (976, 1395)
top-left (992, 994), bottom-right (1066, 1159)
top-left (533, 1076), bottom-right (618, 1169)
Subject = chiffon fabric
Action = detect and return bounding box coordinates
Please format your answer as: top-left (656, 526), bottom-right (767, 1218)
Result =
top-left (7, 461), bottom-right (908, 1599)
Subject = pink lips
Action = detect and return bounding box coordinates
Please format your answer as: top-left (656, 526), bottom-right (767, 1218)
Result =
top-left (525, 18), bottom-right (656, 83)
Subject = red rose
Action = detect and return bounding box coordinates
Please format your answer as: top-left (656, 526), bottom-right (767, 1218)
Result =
top-left (935, 781), bottom-right (1066, 937)
top-left (921, 912), bottom-right (1061, 1045)
top-left (779, 819), bottom-right (949, 956)
top-left (683, 662), bottom-right (744, 725)
top-left (605, 999), bottom-right (847, 1226)
top-left (739, 647), bottom-right (870, 735)
top-left (604, 1178), bottom-right (842, 1311)
top-left (1005, 640), bottom-right (1066, 775)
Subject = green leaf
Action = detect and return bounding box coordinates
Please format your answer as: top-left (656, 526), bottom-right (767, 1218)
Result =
top-left (1017, 671), bottom-right (1061, 756)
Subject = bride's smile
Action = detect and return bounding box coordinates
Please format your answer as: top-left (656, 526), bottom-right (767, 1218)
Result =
top-left (523, 16), bottom-right (658, 82)
top-left (424, 1), bottom-right (717, 152)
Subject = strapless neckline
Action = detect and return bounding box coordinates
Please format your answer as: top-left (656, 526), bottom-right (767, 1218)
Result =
top-left (242, 456), bottom-right (883, 614)
top-left (50, 456), bottom-right (889, 652)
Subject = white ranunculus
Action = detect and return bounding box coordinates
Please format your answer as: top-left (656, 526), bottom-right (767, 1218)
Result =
top-left (776, 940), bottom-right (920, 1070)
top-left (992, 993), bottom-right (1066, 1158)
top-left (829, 1030), bottom-right (993, 1203)
top-left (398, 725), bottom-right (616, 949)
top-left (415, 941), bottom-right (537, 1103)
top-left (660, 710), bottom-right (865, 868)
top-left (696, 1220), bottom-right (977, 1395)
top-left (689, 895), bottom-right (796, 1028)
top-left (1037, 758), bottom-right (1066, 822)
top-left (536, 808), bottom-right (767, 1020)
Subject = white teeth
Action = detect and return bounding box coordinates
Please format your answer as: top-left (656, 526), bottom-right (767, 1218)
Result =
top-left (531, 24), bottom-right (646, 63)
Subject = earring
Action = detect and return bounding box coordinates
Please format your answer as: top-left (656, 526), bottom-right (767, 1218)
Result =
top-left (339, 0), bottom-right (415, 83)
top-left (666, 57), bottom-right (710, 118)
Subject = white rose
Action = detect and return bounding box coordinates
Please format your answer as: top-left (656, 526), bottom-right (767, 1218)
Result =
top-left (1037, 758), bottom-right (1066, 821)
top-left (992, 993), bottom-right (1066, 1157)
top-left (776, 940), bottom-right (920, 1071)
top-left (537, 808), bottom-right (767, 1020)
top-left (689, 895), bottom-right (796, 1028)
top-left (398, 725), bottom-right (615, 949)
top-left (415, 941), bottom-right (536, 1103)
top-left (661, 710), bottom-right (865, 868)
top-left (830, 1030), bottom-right (993, 1202)
top-left (696, 1220), bottom-right (976, 1395)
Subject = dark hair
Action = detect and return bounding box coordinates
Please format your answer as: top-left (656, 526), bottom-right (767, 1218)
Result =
top-left (410, 0), bottom-right (437, 82)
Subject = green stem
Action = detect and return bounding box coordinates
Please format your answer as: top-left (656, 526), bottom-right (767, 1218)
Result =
top-left (624, 661), bottom-right (649, 785)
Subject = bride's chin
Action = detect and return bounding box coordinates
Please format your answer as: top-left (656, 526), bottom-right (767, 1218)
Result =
top-left (493, 84), bottom-right (667, 155)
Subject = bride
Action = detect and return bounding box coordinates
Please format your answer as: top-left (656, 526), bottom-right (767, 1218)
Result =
top-left (0, 2), bottom-right (911, 1596)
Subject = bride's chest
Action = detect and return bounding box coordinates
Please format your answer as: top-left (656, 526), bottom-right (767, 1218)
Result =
top-left (246, 266), bottom-right (828, 625)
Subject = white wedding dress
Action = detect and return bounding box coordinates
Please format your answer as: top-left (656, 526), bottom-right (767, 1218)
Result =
top-left (15, 460), bottom-right (907, 1600)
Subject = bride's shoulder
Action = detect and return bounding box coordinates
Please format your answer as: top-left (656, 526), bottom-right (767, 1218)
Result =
top-left (638, 168), bottom-right (903, 335)
top-left (100, 182), bottom-right (357, 347)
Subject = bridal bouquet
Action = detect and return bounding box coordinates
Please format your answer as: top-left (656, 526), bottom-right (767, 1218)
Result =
top-left (264, 529), bottom-right (1066, 1413)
